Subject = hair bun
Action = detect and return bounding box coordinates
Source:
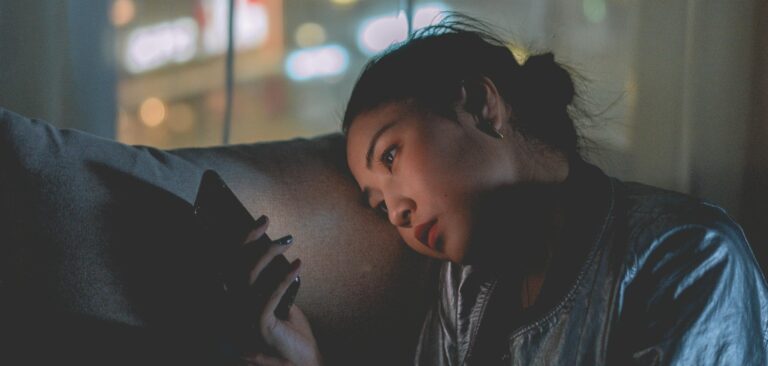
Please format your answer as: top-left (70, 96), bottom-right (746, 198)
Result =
top-left (520, 52), bottom-right (575, 110)
top-left (528, 52), bottom-right (555, 65)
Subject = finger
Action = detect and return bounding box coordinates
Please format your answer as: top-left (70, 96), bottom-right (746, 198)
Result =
top-left (287, 305), bottom-right (312, 334)
top-left (240, 353), bottom-right (291, 366)
top-left (260, 259), bottom-right (301, 338)
top-left (243, 215), bottom-right (270, 245)
top-left (247, 235), bottom-right (294, 285)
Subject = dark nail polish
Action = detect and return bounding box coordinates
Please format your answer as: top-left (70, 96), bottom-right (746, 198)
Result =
top-left (273, 235), bottom-right (293, 246)
top-left (254, 215), bottom-right (268, 227)
top-left (291, 258), bottom-right (302, 271)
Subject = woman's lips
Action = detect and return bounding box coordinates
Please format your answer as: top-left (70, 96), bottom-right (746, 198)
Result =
top-left (427, 223), bottom-right (439, 250)
top-left (415, 218), bottom-right (438, 250)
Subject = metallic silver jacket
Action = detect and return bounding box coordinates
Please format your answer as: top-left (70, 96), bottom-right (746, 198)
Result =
top-left (415, 161), bottom-right (768, 365)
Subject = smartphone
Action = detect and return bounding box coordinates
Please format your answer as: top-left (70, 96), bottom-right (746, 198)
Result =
top-left (192, 170), bottom-right (299, 323)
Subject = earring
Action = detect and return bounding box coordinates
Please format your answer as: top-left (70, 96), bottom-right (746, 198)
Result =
top-left (476, 120), bottom-right (504, 139)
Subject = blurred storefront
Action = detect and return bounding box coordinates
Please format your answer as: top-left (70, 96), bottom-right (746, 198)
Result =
top-left (108, 0), bottom-right (639, 171)
top-left (112, 1), bottom-right (472, 148)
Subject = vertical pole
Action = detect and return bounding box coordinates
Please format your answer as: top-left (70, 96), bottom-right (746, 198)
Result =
top-left (402, 0), bottom-right (414, 36)
top-left (222, 0), bottom-right (236, 145)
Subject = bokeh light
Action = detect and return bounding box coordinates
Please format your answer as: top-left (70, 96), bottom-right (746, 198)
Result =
top-left (139, 97), bottom-right (167, 127)
top-left (295, 22), bottom-right (327, 48)
top-left (508, 44), bottom-right (530, 65)
top-left (124, 18), bottom-right (198, 73)
top-left (330, 0), bottom-right (357, 5)
top-left (111, 0), bottom-right (135, 28)
top-left (357, 3), bottom-right (449, 56)
top-left (285, 44), bottom-right (349, 81)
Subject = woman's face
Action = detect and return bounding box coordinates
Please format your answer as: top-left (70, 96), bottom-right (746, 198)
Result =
top-left (346, 100), bottom-right (533, 263)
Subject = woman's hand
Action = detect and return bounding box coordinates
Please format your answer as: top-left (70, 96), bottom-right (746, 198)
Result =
top-left (239, 216), bottom-right (322, 366)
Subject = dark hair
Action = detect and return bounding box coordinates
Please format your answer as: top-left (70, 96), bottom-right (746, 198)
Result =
top-left (342, 13), bottom-right (583, 159)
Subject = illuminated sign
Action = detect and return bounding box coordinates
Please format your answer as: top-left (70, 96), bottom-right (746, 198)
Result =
top-left (123, 0), bottom-right (270, 74)
top-left (200, 0), bottom-right (269, 55)
top-left (125, 17), bottom-right (198, 74)
top-left (357, 3), bottom-right (450, 56)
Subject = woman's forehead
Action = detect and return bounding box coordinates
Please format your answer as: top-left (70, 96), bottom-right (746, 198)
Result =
top-left (347, 104), bottom-right (408, 149)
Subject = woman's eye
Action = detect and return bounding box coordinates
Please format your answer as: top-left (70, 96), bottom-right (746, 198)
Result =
top-left (379, 144), bottom-right (398, 169)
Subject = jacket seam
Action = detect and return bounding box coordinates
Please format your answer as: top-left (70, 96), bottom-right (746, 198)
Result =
top-left (461, 278), bottom-right (498, 366)
top-left (508, 178), bottom-right (617, 339)
top-left (763, 325), bottom-right (768, 349)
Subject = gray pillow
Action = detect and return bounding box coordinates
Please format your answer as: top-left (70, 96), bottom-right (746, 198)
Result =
top-left (0, 107), bottom-right (227, 363)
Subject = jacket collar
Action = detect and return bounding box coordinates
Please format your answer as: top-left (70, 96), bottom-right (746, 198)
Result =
top-left (450, 157), bottom-right (614, 364)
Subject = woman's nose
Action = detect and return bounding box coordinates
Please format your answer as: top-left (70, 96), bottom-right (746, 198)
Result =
top-left (387, 198), bottom-right (413, 227)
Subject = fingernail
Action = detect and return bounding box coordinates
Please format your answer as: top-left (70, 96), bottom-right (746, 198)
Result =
top-left (254, 215), bottom-right (268, 227)
top-left (291, 258), bottom-right (302, 271)
top-left (272, 234), bottom-right (293, 246)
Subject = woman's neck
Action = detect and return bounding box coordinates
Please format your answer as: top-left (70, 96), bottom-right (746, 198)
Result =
top-left (521, 203), bottom-right (567, 308)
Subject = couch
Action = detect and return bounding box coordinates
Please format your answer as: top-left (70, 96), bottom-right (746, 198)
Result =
top-left (0, 108), bottom-right (437, 365)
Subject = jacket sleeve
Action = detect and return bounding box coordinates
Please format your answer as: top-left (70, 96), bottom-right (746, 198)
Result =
top-left (610, 219), bottom-right (768, 365)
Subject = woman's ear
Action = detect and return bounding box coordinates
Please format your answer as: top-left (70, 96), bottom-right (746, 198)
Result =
top-left (478, 76), bottom-right (505, 132)
top-left (462, 77), bottom-right (507, 134)
top-left (460, 78), bottom-right (487, 118)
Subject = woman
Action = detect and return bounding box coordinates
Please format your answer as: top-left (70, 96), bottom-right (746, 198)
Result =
top-left (241, 16), bottom-right (768, 365)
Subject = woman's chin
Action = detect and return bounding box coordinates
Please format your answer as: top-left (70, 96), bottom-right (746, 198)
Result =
top-left (441, 237), bottom-right (472, 264)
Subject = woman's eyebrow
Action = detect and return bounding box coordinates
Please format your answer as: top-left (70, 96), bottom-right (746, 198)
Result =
top-left (365, 120), bottom-right (399, 170)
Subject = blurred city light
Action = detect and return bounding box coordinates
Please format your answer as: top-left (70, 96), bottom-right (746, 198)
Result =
top-left (357, 12), bottom-right (408, 56)
top-left (285, 44), bottom-right (349, 81)
top-left (331, 0), bottom-right (357, 5)
top-left (110, 0), bottom-right (136, 28)
top-left (508, 44), bottom-right (530, 65)
top-left (201, 0), bottom-right (269, 55)
top-left (295, 22), bottom-right (327, 48)
top-left (125, 18), bottom-right (198, 73)
top-left (140, 98), bottom-right (167, 127)
top-left (412, 3), bottom-right (449, 29)
top-left (357, 3), bottom-right (449, 56)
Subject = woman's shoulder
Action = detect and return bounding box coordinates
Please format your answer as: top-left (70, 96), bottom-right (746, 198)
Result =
top-left (616, 179), bottom-right (727, 219)
top-left (603, 179), bottom-right (768, 364)
top-left (613, 178), bottom-right (744, 242)
top-left (610, 178), bottom-right (764, 288)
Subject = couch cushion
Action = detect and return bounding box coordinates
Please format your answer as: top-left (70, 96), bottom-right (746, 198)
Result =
top-left (171, 137), bottom-right (437, 365)
top-left (0, 108), bottom-right (435, 365)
